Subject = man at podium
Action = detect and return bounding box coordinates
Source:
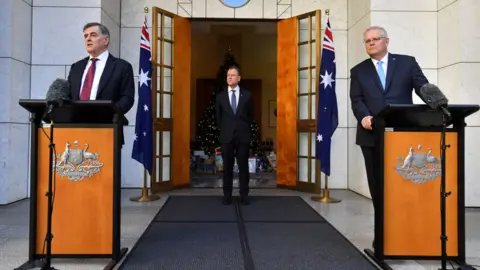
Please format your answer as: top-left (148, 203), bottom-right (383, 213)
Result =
top-left (349, 26), bottom-right (429, 247)
top-left (66, 22), bottom-right (135, 144)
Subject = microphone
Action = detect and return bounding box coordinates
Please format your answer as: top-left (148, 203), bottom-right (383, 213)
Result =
top-left (45, 78), bottom-right (70, 115)
top-left (419, 83), bottom-right (451, 119)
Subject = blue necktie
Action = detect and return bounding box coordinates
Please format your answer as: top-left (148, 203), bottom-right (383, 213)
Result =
top-left (377, 60), bottom-right (386, 90)
top-left (231, 90), bottom-right (237, 114)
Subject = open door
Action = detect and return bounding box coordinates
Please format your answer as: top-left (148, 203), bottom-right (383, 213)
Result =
top-left (151, 7), bottom-right (191, 193)
top-left (277, 10), bottom-right (321, 193)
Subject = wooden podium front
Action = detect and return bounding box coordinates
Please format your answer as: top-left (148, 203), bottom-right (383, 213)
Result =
top-left (16, 100), bottom-right (128, 270)
top-left (383, 131), bottom-right (458, 256)
top-left (36, 127), bottom-right (114, 255)
top-left (363, 104), bottom-right (479, 269)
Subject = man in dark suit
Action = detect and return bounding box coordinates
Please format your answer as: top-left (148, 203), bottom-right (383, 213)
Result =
top-left (215, 66), bottom-right (254, 205)
top-left (67, 22), bottom-right (135, 144)
top-left (349, 26), bottom-right (428, 246)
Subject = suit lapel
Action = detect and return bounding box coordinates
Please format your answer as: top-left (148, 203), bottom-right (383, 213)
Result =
top-left (72, 57), bottom-right (89, 99)
top-left (96, 54), bottom-right (116, 98)
top-left (236, 88), bottom-right (247, 115)
top-left (223, 87), bottom-right (245, 115)
top-left (384, 54), bottom-right (397, 91)
top-left (365, 61), bottom-right (384, 93)
top-left (222, 90), bottom-right (234, 116)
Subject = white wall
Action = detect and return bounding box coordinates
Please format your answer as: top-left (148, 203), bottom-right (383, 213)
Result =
top-left (0, 0), bottom-right (32, 204)
top-left (437, 0), bottom-right (480, 206)
top-left (347, 0), bottom-right (372, 198)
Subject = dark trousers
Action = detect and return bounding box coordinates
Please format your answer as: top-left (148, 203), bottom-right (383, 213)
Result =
top-left (221, 133), bottom-right (250, 199)
top-left (361, 146), bottom-right (377, 212)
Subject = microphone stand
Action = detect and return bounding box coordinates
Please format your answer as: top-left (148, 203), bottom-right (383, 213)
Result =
top-left (15, 100), bottom-right (65, 270)
top-left (439, 111), bottom-right (451, 270)
top-left (41, 105), bottom-right (58, 270)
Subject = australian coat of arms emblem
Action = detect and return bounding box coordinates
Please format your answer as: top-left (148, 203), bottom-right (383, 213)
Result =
top-left (54, 140), bottom-right (104, 181)
top-left (394, 144), bottom-right (441, 184)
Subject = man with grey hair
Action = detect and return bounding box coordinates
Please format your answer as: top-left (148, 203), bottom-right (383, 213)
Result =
top-left (349, 26), bottom-right (428, 248)
top-left (67, 22), bottom-right (135, 144)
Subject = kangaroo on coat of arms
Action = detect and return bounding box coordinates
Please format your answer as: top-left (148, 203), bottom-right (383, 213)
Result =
top-left (394, 144), bottom-right (441, 184)
top-left (54, 140), bottom-right (104, 181)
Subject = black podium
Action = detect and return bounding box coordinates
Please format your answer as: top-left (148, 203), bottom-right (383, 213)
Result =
top-left (363, 104), bottom-right (479, 269)
top-left (16, 99), bottom-right (128, 270)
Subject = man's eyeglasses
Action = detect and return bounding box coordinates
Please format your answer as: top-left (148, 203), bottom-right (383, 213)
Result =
top-left (363, 36), bottom-right (386, 44)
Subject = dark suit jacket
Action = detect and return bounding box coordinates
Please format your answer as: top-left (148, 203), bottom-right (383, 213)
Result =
top-left (349, 53), bottom-right (428, 147)
top-left (215, 87), bottom-right (253, 144)
top-left (67, 53), bottom-right (135, 114)
top-left (67, 53), bottom-right (135, 144)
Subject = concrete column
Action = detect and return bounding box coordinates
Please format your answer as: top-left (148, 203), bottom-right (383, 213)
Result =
top-left (0, 0), bottom-right (32, 204)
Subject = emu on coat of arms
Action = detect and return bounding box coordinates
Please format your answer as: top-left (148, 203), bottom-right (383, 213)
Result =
top-left (394, 144), bottom-right (441, 184)
top-left (54, 140), bottom-right (104, 181)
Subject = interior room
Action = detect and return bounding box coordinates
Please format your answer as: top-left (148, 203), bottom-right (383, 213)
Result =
top-left (188, 20), bottom-right (278, 188)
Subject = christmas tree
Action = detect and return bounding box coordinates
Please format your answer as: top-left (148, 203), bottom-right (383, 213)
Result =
top-left (196, 50), bottom-right (261, 158)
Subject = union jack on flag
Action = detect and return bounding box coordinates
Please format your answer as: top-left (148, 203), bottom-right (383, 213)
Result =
top-left (132, 16), bottom-right (154, 176)
top-left (315, 16), bottom-right (338, 176)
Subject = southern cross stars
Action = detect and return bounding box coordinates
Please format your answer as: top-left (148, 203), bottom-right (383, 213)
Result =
top-left (133, 131), bottom-right (148, 141)
top-left (138, 68), bottom-right (151, 88)
top-left (320, 70), bottom-right (335, 89)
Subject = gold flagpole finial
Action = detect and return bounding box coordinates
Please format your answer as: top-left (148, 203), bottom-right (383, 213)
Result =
top-left (325, 9), bottom-right (330, 16)
top-left (144, 7), bottom-right (149, 13)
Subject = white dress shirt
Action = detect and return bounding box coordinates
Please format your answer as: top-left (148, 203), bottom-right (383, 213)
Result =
top-left (228, 85), bottom-right (240, 107)
top-left (371, 52), bottom-right (389, 75)
top-left (79, 50), bottom-right (109, 100)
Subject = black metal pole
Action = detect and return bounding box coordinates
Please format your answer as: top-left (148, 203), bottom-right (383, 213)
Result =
top-left (44, 121), bottom-right (55, 270)
top-left (439, 114), bottom-right (451, 270)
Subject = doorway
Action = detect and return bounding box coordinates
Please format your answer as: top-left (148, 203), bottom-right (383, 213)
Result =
top-left (149, 8), bottom-right (323, 194)
top-left (188, 20), bottom-right (278, 189)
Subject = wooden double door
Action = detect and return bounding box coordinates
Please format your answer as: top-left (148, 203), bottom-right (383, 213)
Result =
top-left (150, 7), bottom-right (323, 194)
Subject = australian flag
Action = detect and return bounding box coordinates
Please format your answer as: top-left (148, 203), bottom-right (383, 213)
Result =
top-left (315, 16), bottom-right (338, 176)
top-left (132, 17), bottom-right (153, 176)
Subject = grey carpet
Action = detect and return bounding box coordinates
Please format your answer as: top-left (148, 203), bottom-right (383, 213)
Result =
top-left (154, 195), bottom-right (236, 222)
top-left (119, 196), bottom-right (378, 270)
top-left (239, 196), bottom-right (325, 222)
top-left (245, 223), bottom-right (377, 270)
top-left (118, 222), bottom-right (244, 270)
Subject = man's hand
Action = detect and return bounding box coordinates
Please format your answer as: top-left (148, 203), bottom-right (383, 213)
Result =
top-left (361, 116), bottom-right (373, 130)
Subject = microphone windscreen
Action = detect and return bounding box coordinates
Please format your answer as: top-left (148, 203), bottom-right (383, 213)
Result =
top-left (419, 83), bottom-right (448, 109)
top-left (46, 78), bottom-right (69, 103)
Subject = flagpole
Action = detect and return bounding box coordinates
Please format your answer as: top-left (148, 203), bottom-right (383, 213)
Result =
top-left (311, 9), bottom-right (341, 204)
top-left (130, 6), bottom-right (160, 203)
top-left (318, 9), bottom-right (340, 204)
top-left (311, 160), bottom-right (323, 201)
top-left (130, 168), bottom-right (160, 202)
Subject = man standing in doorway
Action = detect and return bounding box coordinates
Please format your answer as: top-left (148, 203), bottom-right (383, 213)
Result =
top-left (215, 66), bottom-right (254, 205)
top-left (349, 26), bottom-right (428, 247)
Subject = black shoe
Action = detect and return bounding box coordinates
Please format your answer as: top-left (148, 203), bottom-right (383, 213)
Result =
top-left (222, 197), bottom-right (232, 205)
top-left (240, 197), bottom-right (250, 205)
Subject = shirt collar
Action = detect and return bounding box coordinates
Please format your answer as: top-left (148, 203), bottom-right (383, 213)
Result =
top-left (371, 52), bottom-right (389, 66)
top-left (228, 85), bottom-right (240, 92)
top-left (89, 50), bottom-right (109, 61)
